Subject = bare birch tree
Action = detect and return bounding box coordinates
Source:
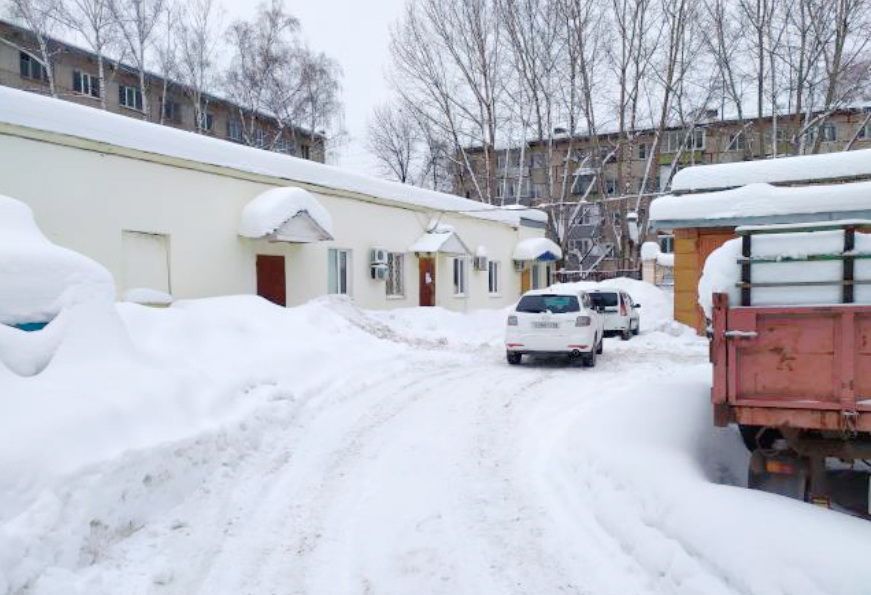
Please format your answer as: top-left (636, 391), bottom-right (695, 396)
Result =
top-left (57, 0), bottom-right (116, 108)
top-left (175, 0), bottom-right (222, 132)
top-left (109, 0), bottom-right (166, 119)
top-left (7, 0), bottom-right (62, 97)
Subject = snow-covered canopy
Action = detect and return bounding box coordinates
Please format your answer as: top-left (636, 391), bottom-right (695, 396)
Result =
top-left (650, 181), bottom-right (871, 228)
top-left (238, 187), bottom-right (334, 242)
top-left (672, 148), bottom-right (871, 193)
top-left (512, 238), bottom-right (563, 261)
top-left (0, 86), bottom-right (547, 229)
top-left (409, 229), bottom-right (470, 255)
top-left (0, 195), bottom-right (115, 325)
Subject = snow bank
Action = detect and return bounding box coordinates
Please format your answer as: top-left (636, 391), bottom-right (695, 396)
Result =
top-left (698, 229), bottom-right (871, 317)
top-left (651, 181), bottom-right (871, 224)
top-left (238, 187), bottom-right (334, 239)
top-left (123, 288), bottom-right (173, 305)
top-left (0, 195), bottom-right (114, 326)
top-left (672, 148), bottom-right (871, 192)
top-left (656, 252), bottom-right (674, 267)
top-left (512, 237), bottom-right (563, 260)
top-left (0, 86), bottom-right (546, 228)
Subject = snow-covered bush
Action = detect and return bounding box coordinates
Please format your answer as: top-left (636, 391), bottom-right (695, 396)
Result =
top-left (0, 195), bottom-right (114, 326)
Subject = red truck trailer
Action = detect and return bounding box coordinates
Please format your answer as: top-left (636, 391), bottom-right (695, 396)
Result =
top-left (709, 221), bottom-right (871, 516)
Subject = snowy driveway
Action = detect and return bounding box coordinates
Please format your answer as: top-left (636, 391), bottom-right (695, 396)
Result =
top-left (3, 289), bottom-right (871, 595)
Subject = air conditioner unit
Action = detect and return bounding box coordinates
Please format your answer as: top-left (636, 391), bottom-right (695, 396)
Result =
top-left (370, 247), bottom-right (388, 265)
top-left (370, 263), bottom-right (389, 281)
top-left (513, 260), bottom-right (525, 273)
top-left (473, 256), bottom-right (488, 271)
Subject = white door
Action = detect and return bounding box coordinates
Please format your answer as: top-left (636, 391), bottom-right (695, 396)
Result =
top-left (122, 231), bottom-right (170, 293)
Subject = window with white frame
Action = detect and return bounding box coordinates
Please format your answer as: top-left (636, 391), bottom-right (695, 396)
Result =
top-left (820, 123), bottom-right (837, 142)
top-left (73, 70), bottom-right (100, 98)
top-left (658, 234), bottom-right (674, 253)
top-left (663, 128), bottom-right (705, 153)
top-left (328, 248), bottom-right (352, 295)
top-left (727, 131), bottom-right (747, 151)
top-left (386, 252), bottom-right (404, 297)
top-left (119, 85), bottom-right (143, 111)
top-left (488, 260), bottom-right (500, 294)
top-left (197, 111), bottom-right (214, 132)
top-left (452, 257), bottom-right (468, 296)
top-left (19, 52), bottom-right (46, 80)
top-left (569, 238), bottom-right (593, 255)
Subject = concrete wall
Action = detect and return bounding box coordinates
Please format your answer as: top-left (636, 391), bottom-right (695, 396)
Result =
top-left (0, 130), bottom-right (543, 311)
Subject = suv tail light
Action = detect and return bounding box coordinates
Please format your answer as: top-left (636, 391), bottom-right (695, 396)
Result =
top-left (507, 315), bottom-right (518, 326)
top-left (575, 316), bottom-right (591, 327)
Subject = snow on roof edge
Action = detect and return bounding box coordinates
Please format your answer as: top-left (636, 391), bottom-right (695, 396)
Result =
top-left (0, 87), bottom-right (548, 228)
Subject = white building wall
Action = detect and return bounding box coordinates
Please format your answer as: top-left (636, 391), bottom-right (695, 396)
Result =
top-left (0, 132), bottom-right (546, 311)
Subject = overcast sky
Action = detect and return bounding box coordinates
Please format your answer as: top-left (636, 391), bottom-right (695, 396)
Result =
top-left (222, 0), bottom-right (406, 175)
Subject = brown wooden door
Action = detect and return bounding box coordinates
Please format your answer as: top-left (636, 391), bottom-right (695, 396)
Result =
top-left (521, 268), bottom-right (531, 293)
top-left (419, 257), bottom-right (435, 306)
top-left (256, 254), bottom-right (286, 306)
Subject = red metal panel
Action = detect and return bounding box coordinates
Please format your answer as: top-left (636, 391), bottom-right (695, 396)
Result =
top-left (856, 313), bottom-right (871, 402)
top-left (711, 293), bottom-right (728, 405)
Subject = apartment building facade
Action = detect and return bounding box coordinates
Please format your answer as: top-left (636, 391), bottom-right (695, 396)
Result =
top-left (461, 108), bottom-right (871, 276)
top-left (0, 19), bottom-right (325, 162)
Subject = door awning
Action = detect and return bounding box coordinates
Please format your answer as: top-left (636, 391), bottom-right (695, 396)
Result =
top-left (239, 187), bottom-right (334, 243)
top-left (513, 237), bottom-right (563, 261)
top-left (409, 227), bottom-right (470, 255)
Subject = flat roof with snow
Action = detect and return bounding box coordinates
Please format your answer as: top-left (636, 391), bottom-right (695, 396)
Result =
top-left (671, 148), bottom-right (871, 193)
top-left (0, 87), bottom-right (547, 229)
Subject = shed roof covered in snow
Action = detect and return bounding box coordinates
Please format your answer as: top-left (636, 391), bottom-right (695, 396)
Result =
top-left (0, 87), bottom-right (547, 229)
top-left (650, 181), bottom-right (871, 230)
top-left (238, 187), bottom-right (334, 242)
top-left (671, 148), bottom-right (871, 194)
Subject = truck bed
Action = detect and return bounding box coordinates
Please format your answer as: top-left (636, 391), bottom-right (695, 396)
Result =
top-left (710, 292), bottom-right (871, 432)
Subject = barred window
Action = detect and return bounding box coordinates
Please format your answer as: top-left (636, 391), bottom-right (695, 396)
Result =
top-left (386, 253), bottom-right (404, 297)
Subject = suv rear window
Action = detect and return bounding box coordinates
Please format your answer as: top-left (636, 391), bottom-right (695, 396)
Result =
top-left (517, 294), bottom-right (580, 314)
top-left (589, 292), bottom-right (619, 308)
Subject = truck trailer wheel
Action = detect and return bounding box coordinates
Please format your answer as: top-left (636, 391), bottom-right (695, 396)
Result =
top-left (739, 425), bottom-right (782, 452)
top-left (748, 450), bottom-right (808, 501)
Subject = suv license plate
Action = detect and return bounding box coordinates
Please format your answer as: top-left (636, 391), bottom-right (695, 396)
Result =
top-left (533, 321), bottom-right (559, 329)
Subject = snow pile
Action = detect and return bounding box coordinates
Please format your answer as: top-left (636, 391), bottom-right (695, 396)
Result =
top-left (512, 237), bottom-right (563, 261)
top-left (123, 288), bottom-right (173, 306)
top-left (656, 252), bottom-right (674, 267)
top-left (672, 147), bottom-right (871, 192)
top-left (238, 187), bottom-right (334, 239)
top-left (0, 195), bottom-right (114, 326)
top-left (650, 181), bottom-right (871, 224)
top-left (698, 228), bottom-right (871, 317)
top-left (640, 241), bottom-right (660, 261)
top-left (0, 86), bottom-right (546, 228)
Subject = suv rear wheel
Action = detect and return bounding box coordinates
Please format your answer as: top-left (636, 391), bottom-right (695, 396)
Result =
top-left (621, 328), bottom-right (631, 341)
top-left (582, 348), bottom-right (597, 367)
top-left (506, 352), bottom-right (522, 365)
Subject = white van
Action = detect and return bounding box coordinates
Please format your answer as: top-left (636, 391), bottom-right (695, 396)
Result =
top-left (588, 290), bottom-right (640, 340)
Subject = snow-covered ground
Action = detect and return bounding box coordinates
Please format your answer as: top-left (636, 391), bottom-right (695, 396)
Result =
top-left (2, 282), bottom-right (871, 595)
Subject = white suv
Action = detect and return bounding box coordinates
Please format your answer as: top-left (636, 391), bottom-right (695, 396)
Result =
top-left (588, 290), bottom-right (640, 340)
top-left (505, 289), bottom-right (605, 367)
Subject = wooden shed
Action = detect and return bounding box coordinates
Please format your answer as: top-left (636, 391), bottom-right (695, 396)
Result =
top-left (650, 150), bottom-right (871, 334)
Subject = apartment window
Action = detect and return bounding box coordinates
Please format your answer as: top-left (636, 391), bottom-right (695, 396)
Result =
top-left (664, 128), bottom-right (705, 153)
top-left (274, 137), bottom-right (290, 153)
top-left (727, 132), bottom-right (747, 151)
top-left (327, 249), bottom-right (351, 295)
top-left (73, 70), bottom-right (100, 98)
top-left (119, 85), bottom-right (143, 111)
top-left (227, 119), bottom-right (243, 142)
top-left (488, 260), bottom-right (500, 294)
top-left (604, 178), bottom-right (618, 195)
top-left (162, 98), bottom-right (181, 123)
top-left (254, 127), bottom-right (267, 148)
top-left (386, 253), bottom-right (405, 297)
top-left (638, 143), bottom-right (647, 159)
top-left (569, 238), bottom-right (593, 254)
top-left (300, 144), bottom-right (311, 159)
top-left (197, 111), bottom-right (214, 132)
top-left (19, 52), bottom-right (47, 81)
top-left (529, 152), bottom-right (547, 169)
top-left (452, 257), bottom-right (467, 296)
top-left (820, 123), bottom-right (837, 142)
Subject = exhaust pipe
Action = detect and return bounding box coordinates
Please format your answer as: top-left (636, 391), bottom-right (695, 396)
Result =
top-left (570, 349), bottom-right (581, 358)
